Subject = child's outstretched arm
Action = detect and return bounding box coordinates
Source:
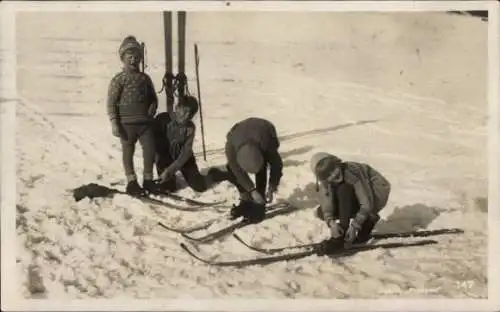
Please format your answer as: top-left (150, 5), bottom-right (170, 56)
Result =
top-left (266, 126), bottom-right (283, 192)
top-left (166, 125), bottom-right (196, 173)
top-left (266, 148), bottom-right (283, 192)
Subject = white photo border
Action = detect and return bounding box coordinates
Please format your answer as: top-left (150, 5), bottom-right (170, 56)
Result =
top-left (1, 1), bottom-right (498, 311)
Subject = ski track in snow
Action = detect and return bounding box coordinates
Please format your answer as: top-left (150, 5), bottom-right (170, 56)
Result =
top-left (11, 12), bottom-right (488, 299)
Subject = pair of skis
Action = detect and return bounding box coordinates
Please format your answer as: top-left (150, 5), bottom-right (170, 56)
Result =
top-left (180, 228), bottom-right (465, 267)
top-left (118, 189), bottom-right (229, 212)
top-left (158, 201), bottom-right (299, 242)
top-left (163, 11), bottom-right (207, 160)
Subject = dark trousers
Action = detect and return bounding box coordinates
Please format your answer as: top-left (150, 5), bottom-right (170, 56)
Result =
top-left (316, 182), bottom-right (378, 240)
top-left (316, 182), bottom-right (360, 231)
top-left (156, 151), bottom-right (227, 193)
top-left (119, 122), bottom-right (155, 181)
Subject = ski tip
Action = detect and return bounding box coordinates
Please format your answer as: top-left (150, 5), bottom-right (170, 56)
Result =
top-left (232, 233), bottom-right (243, 242)
top-left (180, 242), bottom-right (189, 251)
top-left (181, 232), bottom-right (195, 240)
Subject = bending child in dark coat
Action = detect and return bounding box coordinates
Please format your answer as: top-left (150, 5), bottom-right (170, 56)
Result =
top-left (107, 35), bottom-right (158, 195)
top-left (222, 117), bottom-right (284, 223)
top-left (311, 152), bottom-right (391, 246)
top-left (154, 96), bottom-right (227, 193)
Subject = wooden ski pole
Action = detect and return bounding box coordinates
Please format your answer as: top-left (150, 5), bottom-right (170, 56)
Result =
top-left (194, 43), bottom-right (207, 161)
top-left (140, 42), bottom-right (146, 73)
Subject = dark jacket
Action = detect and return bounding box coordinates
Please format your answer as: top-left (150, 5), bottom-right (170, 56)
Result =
top-left (153, 112), bottom-right (195, 172)
top-left (107, 68), bottom-right (158, 124)
top-left (225, 117), bottom-right (283, 193)
top-left (311, 152), bottom-right (391, 226)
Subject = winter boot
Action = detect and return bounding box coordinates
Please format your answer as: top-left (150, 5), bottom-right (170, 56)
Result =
top-left (316, 237), bottom-right (344, 256)
top-left (142, 180), bottom-right (158, 195)
top-left (126, 180), bottom-right (143, 196)
top-left (242, 202), bottom-right (266, 224)
top-left (230, 203), bottom-right (246, 220)
top-left (353, 215), bottom-right (380, 244)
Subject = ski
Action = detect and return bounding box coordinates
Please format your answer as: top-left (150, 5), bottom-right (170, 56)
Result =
top-left (371, 228), bottom-right (465, 239)
top-left (140, 42), bottom-right (146, 73)
top-left (163, 11), bottom-right (174, 114)
top-left (157, 216), bottom-right (220, 234)
top-left (152, 190), bottom-right (228, 207)
top-left (120, 191), bottom-right (224, 212)
top-left (180, 202), bottom-right (299, 244)
top-left (177, 11), bottom-right (187, 99)
top-left (108, 180), bottom-right (226, 207)
top-left (180, 239), bottom-right (438, 267)
top-left (233, 227), bottom-right (465, 255)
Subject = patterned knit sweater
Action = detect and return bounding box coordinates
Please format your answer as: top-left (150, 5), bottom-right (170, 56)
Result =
top-left (107, 68), bottom-right (158, 124)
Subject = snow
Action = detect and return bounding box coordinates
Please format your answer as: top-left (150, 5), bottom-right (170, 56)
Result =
top-left (2, 7), bottom-right (493, 306)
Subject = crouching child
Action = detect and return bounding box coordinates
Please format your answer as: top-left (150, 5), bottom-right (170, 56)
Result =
top-left (223, 117), bottom-right (284, 223)
top-left (153, 95), bottom-right (227, 194)
top-left (310, 152), bottom-right (391, 248)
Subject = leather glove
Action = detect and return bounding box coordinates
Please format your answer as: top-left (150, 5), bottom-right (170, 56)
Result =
top-left (250, 189), bottom-right (266, 205)
top-left (344, 220), bottom-right (362, 245)
top-left (111, 121), bottom-right (121, 138)
top-left (159, 166), bottom-right (176, 183)
top-left (328, 220), bottom-right (345, 239)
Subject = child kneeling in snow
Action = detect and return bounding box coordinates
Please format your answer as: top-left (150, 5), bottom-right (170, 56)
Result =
top-left (153, 95), bottom-right (227, 193)
top-left (310, 152), bottom-right (391, 246)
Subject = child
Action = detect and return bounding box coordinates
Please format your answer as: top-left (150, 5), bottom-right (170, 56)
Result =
top-left (107, 36), bottom-right (158, 195)
top-left (154, 95), bottom-right (227, 193)
top-left (310, 152), bottom-right (391, 245)
top-left (222, 117), bottom-right (284, 223)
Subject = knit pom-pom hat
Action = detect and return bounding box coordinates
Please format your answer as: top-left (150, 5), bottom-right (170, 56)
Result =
top-left (310, 152), bottom-right (342, 191)
top-left (119, 35), bottom-right (142, 59)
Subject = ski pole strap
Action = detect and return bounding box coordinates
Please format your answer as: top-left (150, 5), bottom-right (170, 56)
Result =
top-left (157, 72), bottom-right (175, 95)
top-left (140, 42), bottom-right (147, 72)
top-left (157, 72), bottom-right (191, 98)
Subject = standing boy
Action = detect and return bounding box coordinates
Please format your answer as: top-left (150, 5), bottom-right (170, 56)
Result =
top-left (107, 36), bottom-right (158, 195)
top-left (223, 117), bottom-right (284, 223)
top-left (155, 95), bottom-right (227, 193)
top-left (310, 152), bottom-right (391, 245)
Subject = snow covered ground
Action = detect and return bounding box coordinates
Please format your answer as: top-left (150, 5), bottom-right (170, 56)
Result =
top-left (5, 10), bottom-right (490, 300)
